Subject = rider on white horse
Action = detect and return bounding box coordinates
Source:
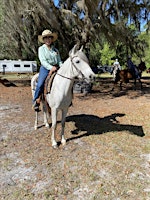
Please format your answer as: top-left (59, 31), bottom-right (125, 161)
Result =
top-left (112, 59), bottom-right (121, 80)
top-left (31, 45), bottom-right (95, 148)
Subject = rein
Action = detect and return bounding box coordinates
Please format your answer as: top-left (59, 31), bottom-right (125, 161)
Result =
top-left (56, 55), bottom-right (86, 81)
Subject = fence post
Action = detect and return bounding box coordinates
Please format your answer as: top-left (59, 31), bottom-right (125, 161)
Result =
top-left (2, 64), bottom-right (6, 75)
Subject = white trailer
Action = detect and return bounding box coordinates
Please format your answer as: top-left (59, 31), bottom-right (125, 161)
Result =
top-left (0, 60), bottom-right (37, 74)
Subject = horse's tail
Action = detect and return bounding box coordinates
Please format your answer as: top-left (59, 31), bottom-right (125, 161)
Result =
top-left (31, 73), bottom-right (39, 98)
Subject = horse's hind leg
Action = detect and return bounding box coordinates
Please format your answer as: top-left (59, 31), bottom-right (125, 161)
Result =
top-left (111, 83), bottom-right (115, 91)
top-left (111, 80), bottom-right (117, 91)
top-left (60, 109), bottom-right (68, 146)
top-left (119, 81), bottom-right (123, 91)
top-left (42, 101), bottom-right (49, 128)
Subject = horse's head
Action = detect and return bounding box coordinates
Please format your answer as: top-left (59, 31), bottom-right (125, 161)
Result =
top-left (138, 61), bottom-right (146, 72)
top-left (69, 45), bottom-right (95, 82)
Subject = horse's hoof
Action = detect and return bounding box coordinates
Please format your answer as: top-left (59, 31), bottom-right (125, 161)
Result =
top-left (61, 140), bottom-right (66, 146)
top-left (45, 123), bottom-right (49, 128)
top-left (52, 144), bottom-right (58, 149)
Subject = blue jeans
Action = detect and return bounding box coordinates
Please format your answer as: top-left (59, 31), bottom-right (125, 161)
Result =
top-left (33, 66), bottom-right (49, 103)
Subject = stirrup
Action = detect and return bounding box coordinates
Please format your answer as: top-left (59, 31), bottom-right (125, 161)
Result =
top-left (69, 101), bottom-right (73, 107)
top-left (32, 101), bottom-right (40, 112)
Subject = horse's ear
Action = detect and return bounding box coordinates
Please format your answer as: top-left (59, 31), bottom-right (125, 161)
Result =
top-left (69, 44), bottom-right (78, 56)
top-left (79, 45), bottom-right (83, 52)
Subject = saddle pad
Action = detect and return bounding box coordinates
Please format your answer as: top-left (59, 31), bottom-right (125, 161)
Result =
top-left (44, 72), bottom-right (56, 95)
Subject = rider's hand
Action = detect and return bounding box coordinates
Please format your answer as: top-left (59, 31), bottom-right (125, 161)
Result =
top-left (49, 66), bottom-right (57, 74)
top-left (52, 66), bottom-right (57, 72)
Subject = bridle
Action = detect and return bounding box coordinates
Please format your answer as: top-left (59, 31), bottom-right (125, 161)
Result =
top-left (56, 55), bottom-right (86, 81)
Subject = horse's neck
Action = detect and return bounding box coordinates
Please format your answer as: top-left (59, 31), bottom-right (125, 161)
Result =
top-left (51, 58), bottom-right (74, 94)
top-left (58, 58), bottom-right (74, 78)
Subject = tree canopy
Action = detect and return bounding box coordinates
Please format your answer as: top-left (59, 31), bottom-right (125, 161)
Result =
top-left (0, 0), bottom-right (149, 67)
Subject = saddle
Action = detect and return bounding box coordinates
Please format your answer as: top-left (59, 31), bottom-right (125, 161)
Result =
top-left (44, 72), bottom-right (56, 95)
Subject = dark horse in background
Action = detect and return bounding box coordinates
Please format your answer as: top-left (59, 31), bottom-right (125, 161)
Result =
top-left (112, 61), bottom-right (146, 91)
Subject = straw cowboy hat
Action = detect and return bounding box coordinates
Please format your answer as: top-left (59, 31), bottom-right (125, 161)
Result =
top-left (38, 29), bottom-right (58, 43)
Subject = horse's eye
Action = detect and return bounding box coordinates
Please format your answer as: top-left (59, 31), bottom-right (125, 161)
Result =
top-left (76, 60), bottom-right (80, 64)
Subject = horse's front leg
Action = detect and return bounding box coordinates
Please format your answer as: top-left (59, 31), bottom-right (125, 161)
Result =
top-left (60, 109), bottom-right (68, 146)
top-left (139, 79), bottom-right (142, 90)
top-left (133, 78), bottom-right (136, 90)
top-left (34, 111), bottom-right (38, 130)
top-left (51, 108), bottom-right (58, 148)
top-left (111, 83), bottom-right (115, 91)
top-left (119, 81), bottom-right (123, 91)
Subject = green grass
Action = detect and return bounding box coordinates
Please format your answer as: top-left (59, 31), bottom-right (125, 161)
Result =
top-left (0, 73), bottom-right (35, 80)
top-left (96, 71), bottom-right (150, 78)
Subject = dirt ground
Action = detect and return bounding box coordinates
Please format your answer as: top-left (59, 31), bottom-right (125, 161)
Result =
top-left (0, 76), bottom-right (150, 200)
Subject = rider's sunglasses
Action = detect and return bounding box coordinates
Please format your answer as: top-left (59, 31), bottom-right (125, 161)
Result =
top-left (43, 36), bottom-right (53, 39)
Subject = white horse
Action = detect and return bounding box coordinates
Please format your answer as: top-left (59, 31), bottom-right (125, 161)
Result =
top-left (31, 45), bottom-right (95, 148)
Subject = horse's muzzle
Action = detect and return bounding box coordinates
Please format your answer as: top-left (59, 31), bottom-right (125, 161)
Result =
top-left (90, 73), bottom-right (96, 82)
top-left (84, 74), bottom-right (95, 83)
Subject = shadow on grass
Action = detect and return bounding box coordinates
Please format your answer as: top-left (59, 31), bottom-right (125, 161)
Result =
top-left (66, 113), bottom-right (145, 142)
